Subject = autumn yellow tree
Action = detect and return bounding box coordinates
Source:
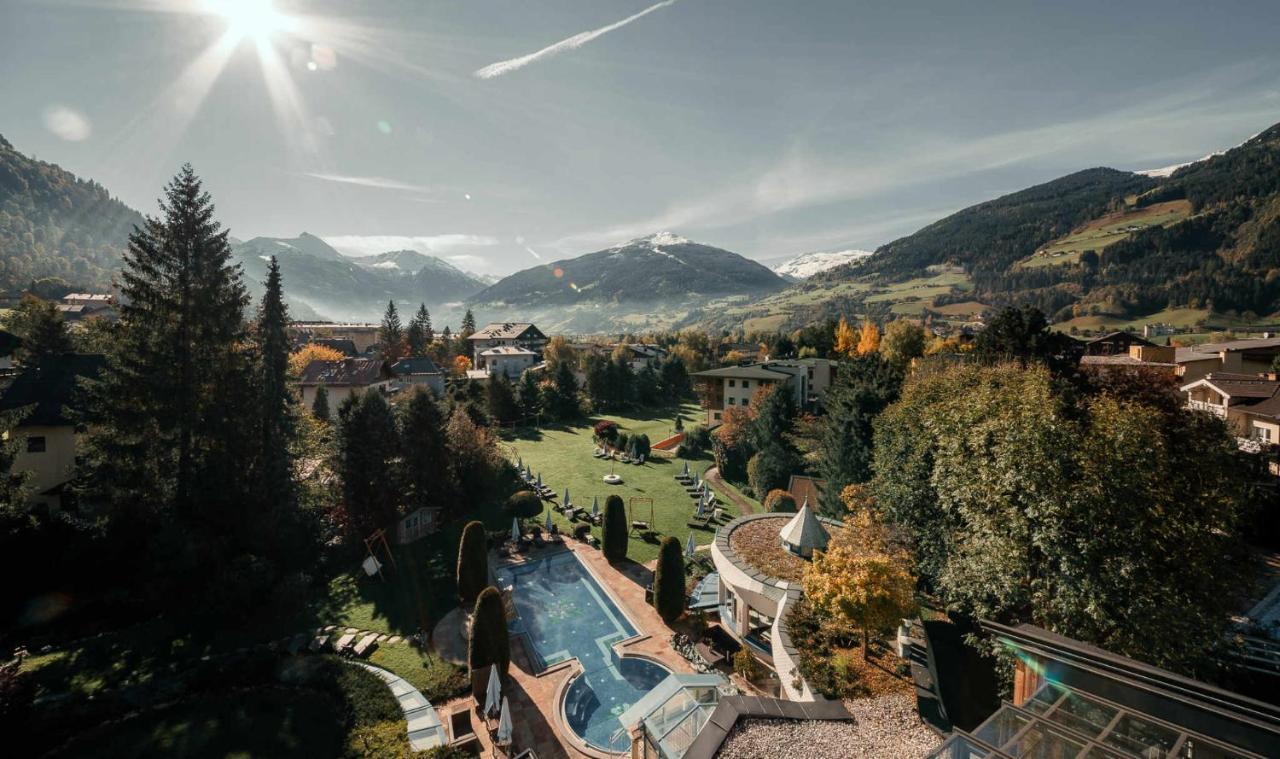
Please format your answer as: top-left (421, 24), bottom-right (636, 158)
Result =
top-left (543, 334), bottom-right (577, 371)
top-left (855, 320), bottom-right (881, 355)
top-left (803, 504), bottom-right (915, 660)
top-left (833, 317), bottom-right (857, 357)
top-left (288, 343), bottom-right (345, 377)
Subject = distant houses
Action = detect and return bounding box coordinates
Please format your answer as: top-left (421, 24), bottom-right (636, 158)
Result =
top-left (390, 356), bottom-right (445, 396)
top-left (56, 293), bottom-right (116, 322)
top-left (467, 322), bottom-right (548, 369)
top-left (297, 357), bottom-right (394, 411)
top-left (0, 353), bottom-right (105, 511)
top-left (691, 358), bottom-right (837, 425)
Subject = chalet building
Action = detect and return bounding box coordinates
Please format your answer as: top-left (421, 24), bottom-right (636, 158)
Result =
top-left (57, 293), bottom-right (116, 322)
top-left (390, 356), bottom-right (445, 396)
top-left (297, 357), bottom-right (394, 411)
top-left (1079, 344), bottom-right (1178, 375)
top-left (292, 322), bottom-right (381, 353)
top-left (1081, 330), bottom-right (1154, 356)
top-left (476, 346), bottom-right (540, 378)
top-left (0, 353), bottom-right (104, 512)
top-left (692, 361), bottom-right (831, 426)
top-left (927, 621), bottom-right (1280, 758)
top-left (467, 322), bottom-right (548, 368)
top-left (1181, 372), bottom-right (1280, 443)
top-left (610, 343), bottom-right (669, 371)
top-left (1175, 337), bottom-right (1280, 385)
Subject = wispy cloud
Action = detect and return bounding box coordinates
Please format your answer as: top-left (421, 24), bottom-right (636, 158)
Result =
top-left (323, 234), bottom-right (500, 258)
top-left (302, 172), bottom-right (431, 192)
top-left (474, 0), bottom-right (678, 80)
top-left (549, 63), bottom-right (1280, 254)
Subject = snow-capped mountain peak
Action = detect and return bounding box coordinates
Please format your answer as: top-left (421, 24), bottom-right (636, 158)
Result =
top-left (772, 249), bottom-right (873, 279)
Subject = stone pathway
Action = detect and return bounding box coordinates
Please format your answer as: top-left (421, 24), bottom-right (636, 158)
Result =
top-left (704, 466), bottom-right (755, 515)
top-left (352, 661), bottom-right (447, 751)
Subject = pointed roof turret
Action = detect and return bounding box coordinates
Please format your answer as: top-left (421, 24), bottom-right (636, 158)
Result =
top-left (779, 497), bottom-right (829, 558)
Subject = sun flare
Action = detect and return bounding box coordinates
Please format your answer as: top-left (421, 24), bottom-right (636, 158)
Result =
top-left (204, 0), bottom-right (294, 43)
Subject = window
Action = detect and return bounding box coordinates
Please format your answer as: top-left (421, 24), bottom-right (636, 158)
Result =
top-left (713, 412), bottom-right (721, 421)
top-left (26, 436), bottom-right (46, 454)
top-left (727, 397), bottom-right (735, 405)
top-left (1254, 424), bottom-right (1273, 443)
top-left (742, 380), bottom-right (750, 389)
top-left (728, 379), bottom-right (736, 387)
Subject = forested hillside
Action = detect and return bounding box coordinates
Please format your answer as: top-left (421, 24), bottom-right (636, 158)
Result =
top-left (815, 121), bottom-right (1280, 325)
top-left (0, 135), bottom-right (142, 293)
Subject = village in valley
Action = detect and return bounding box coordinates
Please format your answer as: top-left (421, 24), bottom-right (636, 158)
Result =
top-left (3, 225), bottom-right (1280, 758)
top-left (5, 1), bottom-right (1280, 757)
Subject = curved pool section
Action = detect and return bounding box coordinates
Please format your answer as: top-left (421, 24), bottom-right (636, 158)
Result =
top-left (564, 655), bottom-right (671, 751)
top-left (495, 552), bottom-right (672, 753)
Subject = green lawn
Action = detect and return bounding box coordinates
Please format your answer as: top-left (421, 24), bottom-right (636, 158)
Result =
top-left (50, 688), bottom-right (346, 758)
top-left (503, 403), bottom-right (747, 564)
top-left (369, 641), bottom-right (468, 701)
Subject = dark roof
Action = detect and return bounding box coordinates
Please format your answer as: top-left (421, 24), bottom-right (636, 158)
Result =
top-left (682, 696), bottom-right (851, 759)
top-left (298, 358), bottom-right (391, 386)
top-left (0, 330), bottom-right (20, 357)
top-left (0, 354), bottom-right (105, 426)
top-left (309, 337), bottom-right (358, 356)
top-left (692, 364), bottom-right (794, 381)
top-left (467, 322), bottom-right (545, 341)
top-left (391, 357), bottom-right (442, 375)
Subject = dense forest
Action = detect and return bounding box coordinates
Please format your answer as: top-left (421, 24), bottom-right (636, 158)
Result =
top-left (0, 134), bottom-right (141, 294)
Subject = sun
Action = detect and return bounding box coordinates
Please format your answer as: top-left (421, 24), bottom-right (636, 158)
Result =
top-left (204, 0), bottom-right (295, 44)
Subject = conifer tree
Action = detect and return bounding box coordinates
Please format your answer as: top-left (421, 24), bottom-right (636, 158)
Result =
top-left (486, 373), bottom-right (519, 423)
top-left (399, 387), bottom-right (452, 512)
top-left (379, 300), bottom-right (403, 361)
top-left (456, 521), bottom-right (489, 608)
top-left (337, 390), bottom-right (401, 536)
top-left (311, 385), bottom-right (330, 421)
top-left (407, 303), bottom-right (432, 357)
top-left (84, 164), bottom-right (251, 533)
top-left (517, 370), bottom-right (542, 420)
top-left (548, 361), bottom-right (580, 420)
top-left (460, 308), bottom-right (476, 337)
top-left (602, 495), bottom-right (628, 561)
top-left (856, 319), bottom-right (881, 355)
top-left (653, 536), bottom-right (685, 624)
top-left (14, 296), bottom-right (73, 366)
top-left (254, 256), bottom-right (296, 516)
top-left (469, 586), bottom-right (510, 695)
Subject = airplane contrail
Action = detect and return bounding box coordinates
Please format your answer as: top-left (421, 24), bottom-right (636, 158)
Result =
top-left (474, 0), bottom-right (678, 80)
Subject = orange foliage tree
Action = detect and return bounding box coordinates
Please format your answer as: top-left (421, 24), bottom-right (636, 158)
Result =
top-left (855, 320), bottom-right (881, 355)
top-left (288, 343), bottom-right (345, 376)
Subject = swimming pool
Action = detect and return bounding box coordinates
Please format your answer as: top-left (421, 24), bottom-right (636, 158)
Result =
top-left (496, 551), bottom-right (672, 752)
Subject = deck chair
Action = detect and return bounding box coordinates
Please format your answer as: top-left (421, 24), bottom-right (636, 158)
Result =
top-left (687, 514), bottom-right (712, 529)
top-left (630, 520), bottom-right (650, 536)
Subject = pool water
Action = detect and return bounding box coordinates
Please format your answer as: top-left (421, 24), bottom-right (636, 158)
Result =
top-left (496, 552), bottom-right (672, 752)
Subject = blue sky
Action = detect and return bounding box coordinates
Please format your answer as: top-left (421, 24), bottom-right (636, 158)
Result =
top-left (3, 0), bottom-right (1279, 274)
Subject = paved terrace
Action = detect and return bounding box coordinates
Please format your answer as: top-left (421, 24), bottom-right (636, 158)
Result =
top-left (434, 540), bottom-right (698, 758)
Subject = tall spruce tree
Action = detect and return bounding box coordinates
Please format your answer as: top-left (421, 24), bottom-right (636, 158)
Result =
top-left (85, 165), bottom-right (251, 537)
top-left (379, 300), bottom-right (403, 361)
top-left (399, 386), bottom-right (452, 513)
top-left (337, 390), bottom-right (402, 536)
top-left (407, 303), bottom-right (432, 357)
top-left (460, 308), bottom-right (476, 337)
top-left (817, 356), bottom-right (902, 518)
top-left (254, 257), bottom-right (297, 518)
top-left (517, 370), bottom-right (542, 420)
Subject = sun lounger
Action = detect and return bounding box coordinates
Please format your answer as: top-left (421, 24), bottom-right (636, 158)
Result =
top-left (353, 633), bottom-right (379, 658)
top-left (695, 641), bottom-right (725, 667)
top-left (334, 632), bottom-right (356, 654)
top-left (630, 520), bottom-right (650, 536)
top-left (687, 515), bottom-right (712, 529)
top-left (309, 635), bottom-right (330, 653)
top-left (563, 507), bottom-right (579, 521)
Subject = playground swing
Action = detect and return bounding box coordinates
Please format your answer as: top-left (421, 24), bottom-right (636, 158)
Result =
top-left (629, 496), bottom-right (654, 537)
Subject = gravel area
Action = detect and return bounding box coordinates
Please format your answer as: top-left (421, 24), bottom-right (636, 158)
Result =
top-left (716, 693), bottom-right (938, 759)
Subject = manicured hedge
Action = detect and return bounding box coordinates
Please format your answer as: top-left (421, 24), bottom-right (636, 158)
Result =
top-left (653, 536), bottom-right (685, 624)
top-left (602, 495), bottom-right (628, 562)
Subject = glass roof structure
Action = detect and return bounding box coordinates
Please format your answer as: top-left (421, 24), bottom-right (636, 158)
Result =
top-left (927, 681), bottom-right (1260, 759)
